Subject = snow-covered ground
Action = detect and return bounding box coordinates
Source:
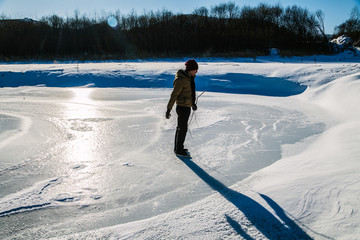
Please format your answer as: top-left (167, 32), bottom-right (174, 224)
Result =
top-left (0, 54), bottom-right (359, 239)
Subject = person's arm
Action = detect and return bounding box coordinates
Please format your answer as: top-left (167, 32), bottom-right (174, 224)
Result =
top-left (166, 77), bottom-right (183, 111)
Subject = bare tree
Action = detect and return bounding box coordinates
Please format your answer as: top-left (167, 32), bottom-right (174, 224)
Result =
top-left (193, 7), bottom-right (209, 17)
top-left (316, 10), bottom-right (328, 42)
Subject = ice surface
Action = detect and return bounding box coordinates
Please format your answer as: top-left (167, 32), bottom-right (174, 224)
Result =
top-left (0, 56), bottom-right (359, 239)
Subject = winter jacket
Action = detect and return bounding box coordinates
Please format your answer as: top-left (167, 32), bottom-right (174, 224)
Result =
top-left (167, 69), bottom-right (195, 110)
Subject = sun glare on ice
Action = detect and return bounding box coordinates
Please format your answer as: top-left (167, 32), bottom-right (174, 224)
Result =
top-left (62, 88), bottom-right (105, 190)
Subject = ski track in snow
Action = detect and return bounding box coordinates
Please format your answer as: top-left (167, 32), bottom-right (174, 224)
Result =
top-left (0, 57), bottom-right (359, 239)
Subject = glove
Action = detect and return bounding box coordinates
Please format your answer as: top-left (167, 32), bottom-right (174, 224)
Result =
top-left (192, 104), bottom-right (197, 111)
top-left (166, 109), bottom-right (171, 119)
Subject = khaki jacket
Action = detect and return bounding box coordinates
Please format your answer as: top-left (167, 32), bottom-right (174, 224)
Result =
top-left (167, 69), bottom-right (194, 110)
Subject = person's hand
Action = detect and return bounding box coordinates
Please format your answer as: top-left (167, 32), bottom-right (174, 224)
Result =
top-left (192, 104), bottom-right (197, 111)
top-left (166, 109), bottom-right (171, 119)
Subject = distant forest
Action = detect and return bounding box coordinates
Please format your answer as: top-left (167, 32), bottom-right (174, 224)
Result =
top-left (0, 2), bottom-right (359, 60)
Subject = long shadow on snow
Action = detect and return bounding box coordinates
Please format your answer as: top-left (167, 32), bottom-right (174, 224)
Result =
top-left (0, 71), bottom-right (306, 97)
top-left (177, 156), bottom-right (312, 240)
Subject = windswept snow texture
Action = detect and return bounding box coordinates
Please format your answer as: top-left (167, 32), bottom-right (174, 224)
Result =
top-left (0, 57), bottom-right (360, 239)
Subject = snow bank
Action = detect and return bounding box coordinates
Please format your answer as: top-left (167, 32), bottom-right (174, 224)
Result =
top-left (244, 71), bottom-right (360, 239)
top-left (0, 61), bottom-right (307, 96)
top-left (331, 35), bottom-right (353, 47)
top-left (330, 35), bottom-right (360, 57)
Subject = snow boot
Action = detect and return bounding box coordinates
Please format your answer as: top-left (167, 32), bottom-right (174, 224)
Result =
top-left (174, 148), bottom-right (188, 153)
top-left (175, 149), bottom-right (190, 158)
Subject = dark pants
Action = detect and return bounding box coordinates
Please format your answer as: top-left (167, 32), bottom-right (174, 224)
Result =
top-left (174, 105), bottom-right (191, 152)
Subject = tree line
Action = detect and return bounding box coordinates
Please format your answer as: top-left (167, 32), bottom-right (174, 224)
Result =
top-left (0, 2), bottom-right (354, 60)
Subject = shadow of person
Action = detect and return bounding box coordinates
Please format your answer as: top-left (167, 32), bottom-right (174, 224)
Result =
top-left (177, 156), bottom-right (312, 239)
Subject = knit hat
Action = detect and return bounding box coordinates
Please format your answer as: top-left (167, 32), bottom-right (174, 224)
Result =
top-left (185, 59), bottom-right (198, 71)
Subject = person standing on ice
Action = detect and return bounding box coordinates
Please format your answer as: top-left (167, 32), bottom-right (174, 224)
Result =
top-left (166, 59), bottom-right (198, 157)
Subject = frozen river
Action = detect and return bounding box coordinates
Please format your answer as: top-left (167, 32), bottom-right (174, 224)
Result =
top-left (0, 86), bottom-right (324, 238)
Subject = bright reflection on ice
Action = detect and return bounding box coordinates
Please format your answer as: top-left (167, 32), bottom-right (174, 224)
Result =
top-left (64, 88), bottom-right (99, 119)
top-left (62, 87), bottom-right (103, 191)
top-left (71, 87), bottom-right (94, 104)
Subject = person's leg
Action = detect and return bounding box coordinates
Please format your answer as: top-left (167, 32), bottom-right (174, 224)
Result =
top-left (174, 105), bottom-right (191, 152)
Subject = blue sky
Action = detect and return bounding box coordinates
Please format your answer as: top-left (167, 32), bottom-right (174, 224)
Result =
top-left (0, 0), bottom-right (359, 34)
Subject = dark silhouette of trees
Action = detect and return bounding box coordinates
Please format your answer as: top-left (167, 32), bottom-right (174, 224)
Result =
top-left (0, 2), bottom-right (329, 60)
